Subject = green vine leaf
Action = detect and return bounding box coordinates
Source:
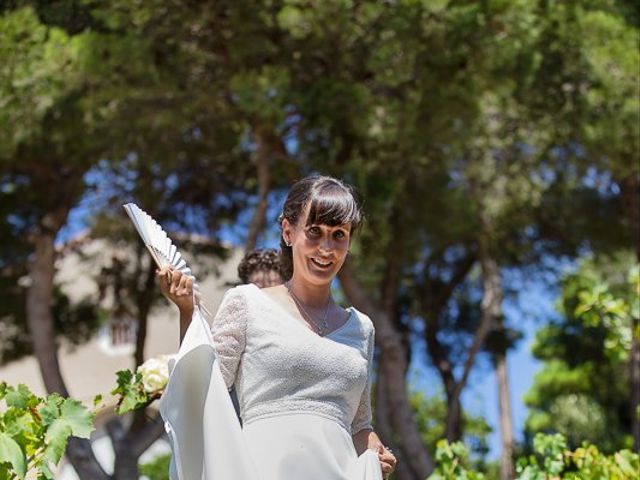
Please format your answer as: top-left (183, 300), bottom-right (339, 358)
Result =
top-left (112, 369), bottom-right (149, 414)
top-left (4, 384), bottom-right (39, 410)
top-left (41, 398), bottom-right (94, 469)
top-left (0, 432), bottom-right (27, 479)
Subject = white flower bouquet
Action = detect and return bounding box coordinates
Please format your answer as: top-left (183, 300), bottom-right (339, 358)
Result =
top-left (112, 355), bottom-right (173, 414)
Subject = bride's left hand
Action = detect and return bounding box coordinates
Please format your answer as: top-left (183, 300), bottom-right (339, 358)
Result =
top-left (375, 443), bottom-right (397, 477)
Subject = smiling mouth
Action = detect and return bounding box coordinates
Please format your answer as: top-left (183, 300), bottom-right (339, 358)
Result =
top-left (310, 257), bottom-right (333, 268)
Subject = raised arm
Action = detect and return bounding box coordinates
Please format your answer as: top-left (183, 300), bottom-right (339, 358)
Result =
top-left (157, 266), bottom-right (194, 344)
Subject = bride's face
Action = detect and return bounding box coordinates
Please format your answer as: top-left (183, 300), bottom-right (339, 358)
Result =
top-left (283, 207), bottom-right (351, 287)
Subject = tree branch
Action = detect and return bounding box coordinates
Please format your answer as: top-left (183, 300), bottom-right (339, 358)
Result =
top-left (445, 241), bottom-right (500, 439)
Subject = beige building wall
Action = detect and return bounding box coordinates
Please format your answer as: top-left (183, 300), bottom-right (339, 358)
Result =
top-left (0, 236), bottom-right (246, 478)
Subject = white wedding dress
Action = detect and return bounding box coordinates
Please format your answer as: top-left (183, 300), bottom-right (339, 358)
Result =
top-left (160, 284), bottom-right (382, 480)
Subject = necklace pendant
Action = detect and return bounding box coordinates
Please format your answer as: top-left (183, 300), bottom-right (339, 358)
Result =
top-left (285, 281), bottom-right (331, 337)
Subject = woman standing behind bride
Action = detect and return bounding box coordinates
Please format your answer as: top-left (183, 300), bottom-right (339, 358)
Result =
top-left (158, 175), bottom-right (397, 479)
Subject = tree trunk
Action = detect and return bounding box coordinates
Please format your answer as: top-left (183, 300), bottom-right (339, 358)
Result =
top-left (26, 228), bottom-right (68, 396)
top-left (495, 349), bottom-right (514, 480)
top-left (112, 454), bottom-right (138, 480)
top-left (245, 125), bottom-right (273, 253)
top-left (108, 418), bottom-right (139, 480)
top-left (368, 225), bottom-right (434, 477)
top-left (618, 174), bottom-right (640, 261)
top-left (129, 413), bottom-right (167, 458)
top-left (444, 279), bottom-right (495, 437)
top-left (133, 256), bottom-right (156, 368)
top-left (375, 359), bottom-right (415, 480)
top-left (479, 243), bottom-right (514, 479)
top-left (631, 331), bottom-right (640, 452)
top-left (339, 260), bottom-right (435, 477)
top-left (619, 174), bottom-right (640, 451)
top-left (65, 437), bottom-right (111, 480)
top-left (444, 240), bottom-right (499, 440)
top-left (424, 325), bottom-right (462, 441)
top-left (374, 361), bottom-right (393, 450)
top-left (107, 412), bottom-right (166, 479)
top-left (420, 252), bottom-right (475, 441)
top-left (492, 320), bottom-right (515, 480)
top-left (443, 394), bottom-right (463, 443)
top-left (425, 315), bottom-right (463, 441)
top-left (113, 253), bottom-right (167, 478)
top-left (26, 211), bottom-right (110, 479)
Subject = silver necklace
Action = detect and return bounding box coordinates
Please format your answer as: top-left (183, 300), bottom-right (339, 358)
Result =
top-left (286, 282), bottom-right (331, 336)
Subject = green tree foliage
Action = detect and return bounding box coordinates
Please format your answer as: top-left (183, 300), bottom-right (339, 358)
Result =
top-left (572, 2), bottom-right (639, 182)
top-left (520, 0), bottom-right (639, 257)
top-left (524, 252), bottom-right (636, 451)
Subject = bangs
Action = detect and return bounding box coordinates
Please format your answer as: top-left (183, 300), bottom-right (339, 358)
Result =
top-left (305, 182), bottom-right (362, 232)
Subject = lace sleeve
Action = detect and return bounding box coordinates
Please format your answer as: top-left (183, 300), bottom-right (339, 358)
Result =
top-left (210, 287), bottom-right (248, 390)
top-left (351, 323), bottom-right (375, 434)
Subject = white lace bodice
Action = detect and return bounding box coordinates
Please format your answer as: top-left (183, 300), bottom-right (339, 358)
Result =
top-left (210, 284), bottom-right (375, 435)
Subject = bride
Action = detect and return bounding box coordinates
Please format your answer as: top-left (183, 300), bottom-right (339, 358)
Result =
top-left (158, 175), bottom-right (397, 479)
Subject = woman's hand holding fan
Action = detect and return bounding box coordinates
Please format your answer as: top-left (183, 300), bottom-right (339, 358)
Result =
top-left (157, 266), bottom-right (195, 316)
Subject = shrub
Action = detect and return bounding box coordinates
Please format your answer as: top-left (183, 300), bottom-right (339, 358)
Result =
top-left (517, 433), bottom-right (638, 480)
top-left (139, 452), bottom-right (171, 480)
top-left (428, 434), bottom-right (639, 480)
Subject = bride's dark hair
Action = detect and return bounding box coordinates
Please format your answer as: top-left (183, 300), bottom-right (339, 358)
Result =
top-left (278, 175), bottom-right (363, 280)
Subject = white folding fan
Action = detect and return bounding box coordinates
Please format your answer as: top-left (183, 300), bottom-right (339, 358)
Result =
top-left (123, 203), bottom-right (211, 317)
